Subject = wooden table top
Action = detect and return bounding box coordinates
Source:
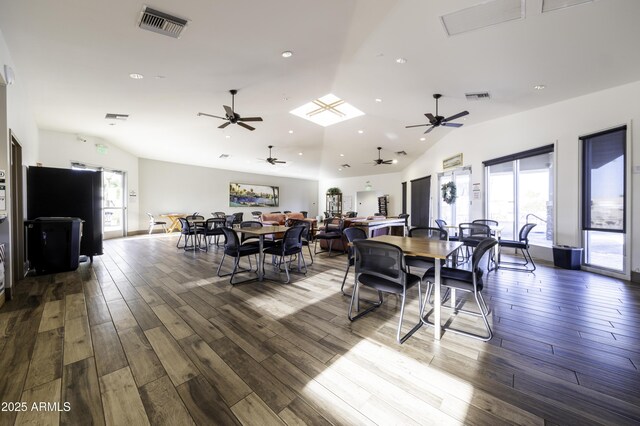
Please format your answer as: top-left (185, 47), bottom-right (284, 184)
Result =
top-left (239, 225), bottom-right (289, 236)
top-left (368, 235), bottom-right (463, 259)
top-left (350, 218), bottom-right (406, 226)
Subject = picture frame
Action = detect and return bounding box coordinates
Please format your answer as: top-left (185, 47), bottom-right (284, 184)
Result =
top-left (443, 153), bottom-right (463, 169)
top-left (229, 183), bottom-right (279, 207)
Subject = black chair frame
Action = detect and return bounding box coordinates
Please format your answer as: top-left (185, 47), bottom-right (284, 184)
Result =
top-left (498, 223), bottom-right (537, 272)
top-left (216, 227), bottom-right (259, 285)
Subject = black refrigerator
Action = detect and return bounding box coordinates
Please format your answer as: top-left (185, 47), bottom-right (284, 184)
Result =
top-left (27, 166), bottom-right (103, 261)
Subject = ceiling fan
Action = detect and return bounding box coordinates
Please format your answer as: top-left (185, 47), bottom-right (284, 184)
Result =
top-left (372, 147), bottom-right (393, 165)
top-left (405, 94), bottom-right (469, 134)
top-left (197, 89), bottom-right (263, 131)
top-left (262, 145), bottom-right (286, 165)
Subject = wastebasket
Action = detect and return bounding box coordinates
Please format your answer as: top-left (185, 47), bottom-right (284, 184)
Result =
top-left (25, 217), bottom-right (83, 274)
top-left (552, 245), bottom-right (583, 270)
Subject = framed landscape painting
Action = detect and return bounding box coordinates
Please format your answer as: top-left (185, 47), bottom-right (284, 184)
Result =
top-left (229, 183), bottom-right (279, 207)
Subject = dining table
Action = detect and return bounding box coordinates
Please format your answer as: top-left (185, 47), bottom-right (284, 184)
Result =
top-left (238, 225), bottom-right (288, 281)
top-left (162, 213), bottom-right (187, 233)
top-left (365, 234), bottom-right (463, 340)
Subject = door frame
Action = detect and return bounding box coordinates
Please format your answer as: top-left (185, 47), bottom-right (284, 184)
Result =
top-left (579, 123), bottom-right (631, 280)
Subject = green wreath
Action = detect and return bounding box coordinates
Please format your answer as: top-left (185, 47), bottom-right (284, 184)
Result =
top-left (441, 181), bottom-right (457, 205)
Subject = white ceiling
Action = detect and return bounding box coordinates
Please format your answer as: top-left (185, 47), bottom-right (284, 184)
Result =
top-left (1, 0), bottom-right (639, 179)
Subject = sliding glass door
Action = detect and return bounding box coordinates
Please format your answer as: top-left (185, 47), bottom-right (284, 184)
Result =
top-left (485, 146), bottom-right (554, 246)
top-left (581, 126), bottom-right (626, 272)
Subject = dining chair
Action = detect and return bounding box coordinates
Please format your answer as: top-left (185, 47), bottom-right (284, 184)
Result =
top-left (398, 213), bottom-right (410, 235)
top-left (262, 225), bottom-right (307, 284)
top-left (435, 219), bottom-right (458, 242)
top-left (349, 240), bottom-right (424, 344)
top-left (340, 227), bottom-right (367, 296)
top-left (498, 223), bottom-right (537, 272)
top-left (147, 213), bottom-right (167, 234)
top-left (422, 237), bottom-right (497, 341)
top-left (239, 220), bottom-right (277, 248)
top-left (472, 219), bottom-right (499, 237)
top-left (459, 222), bottom-right (491, 262)
top-left (203, 217), bottom-right (225, 249)
top-left (314, 218), bottom-right (344, 257)
top-left (212, 211), bottom-right (226, 218)
top-left (232, 212), bottom-right (244, 227)
top-left (176, 217), bottom-right (196, 249)
top-left (285, 218), bottom-right (314, 265)
top-left (216, 227), bottom-right (260, 285)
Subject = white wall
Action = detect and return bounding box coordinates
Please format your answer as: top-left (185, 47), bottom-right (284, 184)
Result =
top-left (402, 81), bottom-right (640, 275)
top-left (38, 129), bottom-right (140, 232)
top-left (0, 28), bottom-right (40, 291)
top-left (319, 172), bottom-right (402, 218)
top-left (138, 158), bottom-right (318, 231)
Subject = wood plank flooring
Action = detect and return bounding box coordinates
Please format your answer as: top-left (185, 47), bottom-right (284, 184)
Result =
top-left (1, 232), bottom-right (640, 425)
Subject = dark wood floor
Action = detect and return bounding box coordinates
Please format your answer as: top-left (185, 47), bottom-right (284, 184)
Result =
top-left (1, 232), bottom-right (640, 425)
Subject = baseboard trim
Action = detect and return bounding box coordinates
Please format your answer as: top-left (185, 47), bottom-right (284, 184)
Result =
top-left (632, 271), bottom-right (640, 284)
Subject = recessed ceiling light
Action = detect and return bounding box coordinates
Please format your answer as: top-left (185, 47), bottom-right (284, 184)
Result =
top-left (288, 130), bottom-right (294, 134)
top-left (420, 137), bottom-right (425, 141)
top-left (225, 135), bottom-right (231, 139)
top-left (396, 58), bottom-right (407, 64)
top-left (338, 168), bottom-right (342, 171)
top-left (298, 152), bottom-right (303, 156)
top-left (108, 123), bottom-right (116, 126)
top-left (375, 98), bottom-right (382, 103)
top-left (392, 159), bottom-right (398, 164)
top-left (281, 51), bottom-right (293, 58)
top-left (534, 84), bottom-right (546, 90)
top-left (129, 73), bottom-right (144, 79)
top-left (358, 130), bottom-right (364, 134)
top-left (340, 153), bottom-right (344, 157)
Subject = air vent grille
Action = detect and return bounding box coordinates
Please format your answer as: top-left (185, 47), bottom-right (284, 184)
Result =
top-left (395, 151), bottom-right (407, 156)
top-left (219, 154), bottom-right (230, 159)
top-left (105, 113), bottom-right (129, 120)
top-left (138, 7), bottom-right (188, 39)
top-left (465, 92), bottom-right (491, 101)
top-left (341, 164), bottom-right (351, 168)
top-left (441, 0), bottom-right (524, 36)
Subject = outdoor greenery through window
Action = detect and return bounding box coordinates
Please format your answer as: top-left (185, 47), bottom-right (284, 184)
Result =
top-left (484, 146), bottom-right (554, 246)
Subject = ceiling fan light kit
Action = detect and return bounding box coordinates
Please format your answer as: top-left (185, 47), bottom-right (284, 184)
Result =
top-left (405, 93), bottom-right (469, 134)
top-left (198, 89), bottom-right (263, 131)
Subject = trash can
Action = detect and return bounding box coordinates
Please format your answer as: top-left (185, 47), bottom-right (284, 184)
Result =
top-left (25, 217), bottom-right (83, 275)
top-left (552, 245), bottom-right (583, 270)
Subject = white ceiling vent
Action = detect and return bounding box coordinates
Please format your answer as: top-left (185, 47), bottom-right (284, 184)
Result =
top-left (441, 0), bottom-right (524, 36)
top-left (465, 92), bottom-right (491, 101)
top-left (219, 154), bottom-right (230, 159)
top-left (138, 6), bottom-right (188, 39)
top-left (542, 0), bottom-right (594, 13)
top-left (395, 151), bottom-right (408, 156)
top-left (105, 113), bottom-right (129, 120)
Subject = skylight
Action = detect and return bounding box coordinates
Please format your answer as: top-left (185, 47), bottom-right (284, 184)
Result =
top-left (290, 94), bottom-right (364, 127)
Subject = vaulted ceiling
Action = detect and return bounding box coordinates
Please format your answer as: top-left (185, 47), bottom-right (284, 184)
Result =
top-left (1, 0), bottom-right (639, 179)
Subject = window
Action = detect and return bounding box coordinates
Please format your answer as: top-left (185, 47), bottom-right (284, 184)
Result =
top-left (484, 145), bottom-right (554, 246)
top-left (581, 126), bottom-right (626, 272)
top-left (438, 167), bottom-right (471, 226)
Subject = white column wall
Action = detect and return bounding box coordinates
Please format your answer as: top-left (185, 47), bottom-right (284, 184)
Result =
top-left (138, 158), bottom-right (318, 231)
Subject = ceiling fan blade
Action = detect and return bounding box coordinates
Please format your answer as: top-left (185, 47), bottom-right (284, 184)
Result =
top-left (405, 124), bottom-right (429, 128)
top-left (238, 116), bottom-right (263, 122)
top-left (444, 110), bottom-right (469, 122)
top-left (223, 105), bottom-right (234, 117)
top-left (382, 160), bottom-right (393, 164)
top-left (425, 113), bottom-right (436, 123)
top-left (442, 122), bottom-right (463, 128)
top-left (218, 122), bottom-right (231, 129)
top-left (274, 160), bottom-right (286, 164)
top-left (424, 126), bottom-right (435, 134)
top-left (198, 112), bottom-right (226, 120)
top-left (237, 122), bottom-right (255, 131)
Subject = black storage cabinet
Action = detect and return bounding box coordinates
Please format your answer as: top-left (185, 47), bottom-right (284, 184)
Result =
top-left (25, 217), bottom-right (83, 274)
top-left (552, 245), bottom-right (583, 270)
